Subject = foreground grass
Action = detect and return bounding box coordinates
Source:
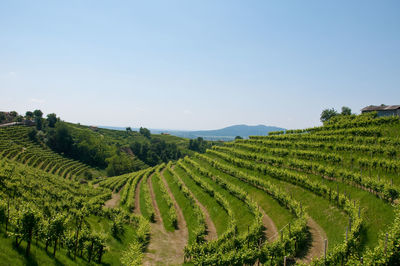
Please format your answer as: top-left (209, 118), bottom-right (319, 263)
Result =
top-left (0, 215), bottom-right (137, 266)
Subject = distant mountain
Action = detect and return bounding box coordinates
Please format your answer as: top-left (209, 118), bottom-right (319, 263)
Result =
top-left (164, 125), bottom-right (285, 141)
top-left (99, 124), bottom-right (285, 141)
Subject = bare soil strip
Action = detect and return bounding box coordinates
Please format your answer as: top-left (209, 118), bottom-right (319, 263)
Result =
top-left (297, 217), bottom-right (327, 264)
top-left (134, 176), bottom-right (143, 214)
top-left (143, 172), bottom-right (188, 265)
top-left (259, 208), bottom-right (278, 241)
top-left (104, 188), bottom-right (121, 208)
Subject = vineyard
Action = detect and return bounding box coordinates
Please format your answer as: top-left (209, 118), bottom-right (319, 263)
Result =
top-left (124, 114), bottom-right (400, 265)
top-left (0, 113), bottom-right (399, 265)
top-left (0, 126), bottom-right (98, 180)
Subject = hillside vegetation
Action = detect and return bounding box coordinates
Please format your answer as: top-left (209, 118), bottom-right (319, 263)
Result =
top-left (115, 113), bottom-right (400, 265)
top-left (0, 109), bottom-right (195, 178)
top-left (0, 112), bottom-right (399, 265)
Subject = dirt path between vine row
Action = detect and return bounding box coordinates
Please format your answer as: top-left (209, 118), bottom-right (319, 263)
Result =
top-left (297, 217), bottom-right (327, 264)
top-left (260, 208), bottom-right (278, 242)
top-left (134, 176), bottom-right (143, 214)
top-left (143, 172), bottom-right (188, 266)
top-left (193, 195), bottom-right (218, 241)
top-left (171, 167), bottom-right (218, 241)
top-left (104, 188), bottom-right (121, 208)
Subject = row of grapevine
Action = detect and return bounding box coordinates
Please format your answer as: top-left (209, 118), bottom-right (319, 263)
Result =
top-left (153, 168), bottom-right (178, 228)
top-left (267, 114), bottom-right (399, 136)
top-left (253, 133), bottom-right (400, 148)
top-left (244, 137), bottom-right (398, 158)
top-left (196, 151), bottom-right (364, 265)
top-left (0, 126), bottom-right (94, 180)
top-left (140, 165), bottom-right (165, 222)
top-left (0, 158), bottom-right (112, 262)
top-left (120, 169), bottom-right (146, 207)
top-left (183, 154), bottom-right (309, 264)
top-left (213, 145), bottom-right (399, 202)
top-left (166, 163), bottom-right (207, 243)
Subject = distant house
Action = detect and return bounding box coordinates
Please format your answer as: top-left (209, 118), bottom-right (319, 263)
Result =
top-left (361, 105), bottom-right (400, 117)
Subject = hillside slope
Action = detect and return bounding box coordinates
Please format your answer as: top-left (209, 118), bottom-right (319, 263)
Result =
top-left (1, 113), bottom-right (399, 265)
top-left (115, 113), bottom-right (400, 265)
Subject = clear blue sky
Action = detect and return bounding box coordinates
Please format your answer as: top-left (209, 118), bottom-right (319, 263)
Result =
top-left (1, 1), bottom-right (399, 130)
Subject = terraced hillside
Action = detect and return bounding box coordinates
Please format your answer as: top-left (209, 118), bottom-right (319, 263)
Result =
top-left (113, 114), bottom-right (399, 265)
top-left (1, 113), bottom-right (399, 265)
top-left (0, 126), bottom-right (98, 180)
top-left (0, 157), bottom-right (154, 266)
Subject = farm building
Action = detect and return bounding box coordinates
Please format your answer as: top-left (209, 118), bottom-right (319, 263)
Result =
top-left (361, 105), bottom-right (400, 117)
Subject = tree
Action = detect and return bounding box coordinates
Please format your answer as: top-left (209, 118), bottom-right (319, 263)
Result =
top-left (33, 109), bottom-right (43, 130)
top-left (126, 127), bottom-right (132, 133)
top-left (320, 108), bottom-right (338, 123)
top-left (341, 106), bottom-right (352, 115)
top-left (47, 122), bottom-right (73, 154)
top-left (28, 128), bottom-right (37, 141)
top-left (17, 205), bottom-right (41, 256)
top-left (9, 111), bottom-right (18, 118)
top-left (25, 111), bottom-right (33, 120)
top-left (189, 137), bottom-right (209, 153)
top-left (14, 115), bottom-right (23, 122)
top-left (0, 112), bottom-right (6, 123)
top-left (33, 109), bottom-right (43, 118)
top-left (235, 136), bottom-right (243, 140)
top-left (139, 127), bottom-right (151, 138)
top-left (0, 200), bottom-right (6, 229)
top-left (47, 113), bottom-right (57, 128)
top-left (50, 213), bottom-right (66, 256)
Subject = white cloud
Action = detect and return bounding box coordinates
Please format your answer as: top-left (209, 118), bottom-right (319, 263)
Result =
top-left (29, 98), bottom-right (45, 104)
top-left (183, 109), bottom-right (192, 115)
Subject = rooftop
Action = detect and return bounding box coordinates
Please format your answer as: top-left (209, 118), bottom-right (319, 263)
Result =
top-left (361, 105), bottom-right (400, 111)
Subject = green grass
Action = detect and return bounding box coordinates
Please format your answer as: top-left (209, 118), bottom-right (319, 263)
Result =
top-left (151, 174), bottom-right (175, 232)
top-left (206, 153), bottom-right (349, 251)
top-left (174, 165), bottom-right (229, 236)
top-left (232, 142), bottom-right (396, 249)
top-left (193, 156), bottom-right (294, 231)
top-left (86, 215), bottom-right (138, 265)
top-left (180, 160), bottom-right (255, 236)
top-left (163, 169), bottom-right (201, 244)
top-left (304, 171), bottom-right (395, 250)
top-left (0, 215), bottom-right (137, 266)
